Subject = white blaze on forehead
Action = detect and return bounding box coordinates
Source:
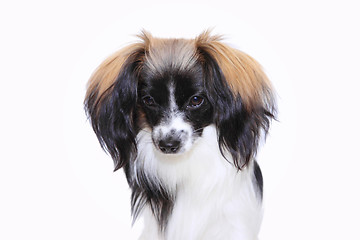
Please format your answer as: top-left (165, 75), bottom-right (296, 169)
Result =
top-left (165, 83), bottom-right (192, 135)
top-left (168, 82), bottom-right (177, 112)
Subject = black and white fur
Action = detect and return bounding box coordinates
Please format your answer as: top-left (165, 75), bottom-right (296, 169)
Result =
top-left (84, 31), bottom-right (276, 240)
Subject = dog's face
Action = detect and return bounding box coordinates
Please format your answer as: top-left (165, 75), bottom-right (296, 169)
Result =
top-left (84, 31), bottom-right (276, 171)
top-left (139, 64), bottom-right (213, 154)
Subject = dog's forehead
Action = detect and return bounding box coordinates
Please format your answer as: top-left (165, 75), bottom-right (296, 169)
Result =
top-left (143, 38), bottom-right (197, 75)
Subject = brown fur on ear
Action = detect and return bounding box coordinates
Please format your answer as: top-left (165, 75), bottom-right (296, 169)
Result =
top-left (85, 31), bottom-right (153, 114)
top-left (196, 30), bottom-right (275, 112)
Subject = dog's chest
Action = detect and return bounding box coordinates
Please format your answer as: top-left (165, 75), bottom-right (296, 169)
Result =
top-left (163, 173), bottom-right (262, 240)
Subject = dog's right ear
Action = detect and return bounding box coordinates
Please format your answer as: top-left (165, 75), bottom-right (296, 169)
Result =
top-left (84, 34), bottom-right (150, 171)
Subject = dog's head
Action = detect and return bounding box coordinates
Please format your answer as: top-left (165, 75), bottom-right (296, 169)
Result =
top-left (84, 31), bottom-right (276, 171)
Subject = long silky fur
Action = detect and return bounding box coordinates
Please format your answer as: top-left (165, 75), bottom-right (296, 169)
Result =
top-left (84, 49), bottom-right (144, 172)
top-left (196, 40), bottom-right (275, 169)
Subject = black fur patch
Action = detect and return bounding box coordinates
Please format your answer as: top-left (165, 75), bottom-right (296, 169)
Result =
top-left (253, 161), bottom-right (263, 200)
top-left (130, 171), bottom-right (175, 231)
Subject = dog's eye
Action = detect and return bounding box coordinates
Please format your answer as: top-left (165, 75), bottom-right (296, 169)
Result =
top-left (142, 96), bottom-right (156, 106)
top-left (188, 96), bottom-right (204, 108)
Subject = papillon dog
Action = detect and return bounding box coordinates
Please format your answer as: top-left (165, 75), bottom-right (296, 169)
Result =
top-left (84, 30), bottom-right (276, 240)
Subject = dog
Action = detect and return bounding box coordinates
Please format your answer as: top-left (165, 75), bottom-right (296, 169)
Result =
top-left (84, 30), bottom-right (276, 240)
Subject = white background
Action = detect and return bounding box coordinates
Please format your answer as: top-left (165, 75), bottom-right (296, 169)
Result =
top-left (1, 0), bottom-right (359, 239)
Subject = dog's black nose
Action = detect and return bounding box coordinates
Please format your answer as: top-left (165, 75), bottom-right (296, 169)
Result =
top-left (158, 139), bottom-right (181, 154)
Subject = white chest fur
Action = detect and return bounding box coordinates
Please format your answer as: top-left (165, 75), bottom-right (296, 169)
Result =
top-left (135, 125), bottom-right (262, 240)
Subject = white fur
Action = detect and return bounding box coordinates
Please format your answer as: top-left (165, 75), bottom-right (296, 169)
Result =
top-left (134, 125), bottom-right (263, 240)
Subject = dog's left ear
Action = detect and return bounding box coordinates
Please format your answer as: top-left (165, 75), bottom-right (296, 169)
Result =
top-left (84, 39), bottom-right (148, 171)
top-left (196, 31), bottom-right (277, 169)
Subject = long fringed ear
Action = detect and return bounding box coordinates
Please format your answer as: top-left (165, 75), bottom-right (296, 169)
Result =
top-left (196, 31), bottom-right (276, 169)
top-left (84, 37), bottom-right (148, 171)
